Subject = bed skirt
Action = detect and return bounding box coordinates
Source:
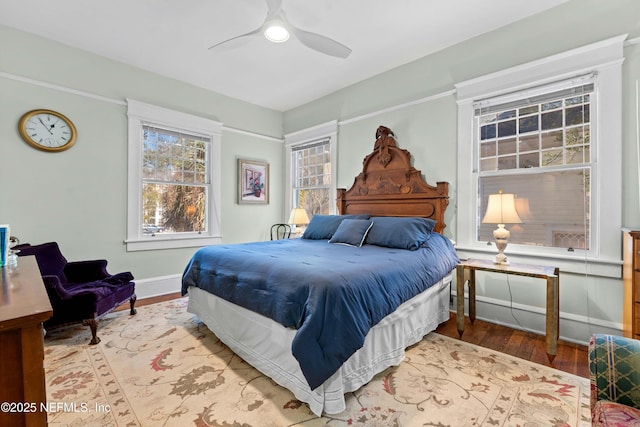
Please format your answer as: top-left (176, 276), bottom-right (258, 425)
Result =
top-left (186, 271), bottom-right (452, 416)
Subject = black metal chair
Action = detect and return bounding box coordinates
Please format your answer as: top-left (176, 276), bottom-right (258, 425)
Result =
top-left (270, 223), bottom-right (292, 240)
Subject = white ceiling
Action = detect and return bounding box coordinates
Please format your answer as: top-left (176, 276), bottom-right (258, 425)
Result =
top-left (1, 0), bottom-right (567, 112)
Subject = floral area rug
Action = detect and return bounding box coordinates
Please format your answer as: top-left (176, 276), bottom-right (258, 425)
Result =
top-left (44, 297), bottom-right (590, 427)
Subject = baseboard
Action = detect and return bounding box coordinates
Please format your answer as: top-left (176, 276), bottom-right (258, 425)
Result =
top-left (134, 274), bottom-right (182, 300)
top-left (451, 292), bottom-right (622, 346)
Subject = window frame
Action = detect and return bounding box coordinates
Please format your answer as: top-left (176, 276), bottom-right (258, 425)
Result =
top-left (455, 35), bottom-right (625, 277)
top-left (126, 99), bottom-right (222, 251)
top-left (475, 77), bottom-right (595, 252)
top-left (291, 139), bottom-right (332, 214)
top-left (284, 121), bottom-right (338, 218)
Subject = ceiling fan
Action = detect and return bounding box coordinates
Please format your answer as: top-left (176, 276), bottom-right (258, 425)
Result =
top-left (208, 0), bottom-right (352, 58)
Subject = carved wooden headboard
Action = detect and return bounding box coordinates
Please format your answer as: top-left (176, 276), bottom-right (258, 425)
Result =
top-left (336, 126), bottom-right (449, 233)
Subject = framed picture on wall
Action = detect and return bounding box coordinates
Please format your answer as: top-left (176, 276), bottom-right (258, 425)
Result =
top-left (238, 158), bottom-right (269, 204)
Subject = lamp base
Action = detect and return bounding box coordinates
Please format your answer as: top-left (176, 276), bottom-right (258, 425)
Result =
top-left (493, 253), bottom-right (509, 265)
top-left (493, 225), bottom-right (510, 265)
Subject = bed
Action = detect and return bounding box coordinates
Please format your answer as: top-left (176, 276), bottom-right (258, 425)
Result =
top-left (181, 126), bottom-right (459, 416)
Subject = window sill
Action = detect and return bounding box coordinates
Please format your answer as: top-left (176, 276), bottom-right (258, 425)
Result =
top-left (125, 235), bottom-right (222, 252)
top-left (455, 245), bottom-right (622, 278)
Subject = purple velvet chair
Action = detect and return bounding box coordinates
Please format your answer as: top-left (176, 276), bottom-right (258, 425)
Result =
top-left (15, 242), bottom-right (136, 344)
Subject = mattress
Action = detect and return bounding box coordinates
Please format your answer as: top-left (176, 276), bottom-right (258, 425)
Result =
top-left (182, 234), bottom-right (460, 389)
top-left (186, 271), bottom-right (452, 416)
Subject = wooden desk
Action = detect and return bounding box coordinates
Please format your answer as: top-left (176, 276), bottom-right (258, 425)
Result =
top-left (456, 259), bottom-right (560, 362)
top-left (0, 256), bottom-right (53, 427)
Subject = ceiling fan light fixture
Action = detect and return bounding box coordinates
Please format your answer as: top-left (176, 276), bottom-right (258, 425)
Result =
top-left (263, 19), bottom-right (290, 43)
top-left (209, 0), bottom-right (351, 58)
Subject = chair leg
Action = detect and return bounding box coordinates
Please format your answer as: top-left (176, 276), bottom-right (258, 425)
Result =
top-left (82, 318), bottom-right (101, 345)
top-left (129, 295), bottom-right (137, 315)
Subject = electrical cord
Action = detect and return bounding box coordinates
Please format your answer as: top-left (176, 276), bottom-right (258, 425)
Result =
top-left (506, 274), bottom-right (537, 336)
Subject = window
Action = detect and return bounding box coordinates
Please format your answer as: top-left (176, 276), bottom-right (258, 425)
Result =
top-left (142, 125), bottom-right (208, 234)
top-left (126, 99), bottom-right (222, 251)
top-left (291, 138), bottom-right (332, 216)
top-left (475, 79), bottom-right (594, 250)
top-left (285, 121), bottom-right (338, 219)
top-left (455, 35), bottom-right (624, 276)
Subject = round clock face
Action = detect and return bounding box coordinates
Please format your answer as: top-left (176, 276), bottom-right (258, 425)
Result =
top-left (18, 109), bottom-right (77, 152)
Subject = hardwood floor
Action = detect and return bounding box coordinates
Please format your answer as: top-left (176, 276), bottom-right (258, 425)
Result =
top-left (130, 293), bottom-right (590, 379)
top-left (436, 313), bottom-right (589, 379)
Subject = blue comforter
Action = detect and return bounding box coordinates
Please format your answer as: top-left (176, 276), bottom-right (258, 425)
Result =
top-left (181, 233), bottom-right (459, 389)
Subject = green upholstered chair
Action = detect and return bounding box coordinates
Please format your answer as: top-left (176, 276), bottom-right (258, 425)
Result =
top-left (589, 334), bottom-right (640, 426)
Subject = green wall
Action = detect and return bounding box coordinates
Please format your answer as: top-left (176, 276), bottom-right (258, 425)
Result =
top-left (0, 24), bottom-right (284, 280)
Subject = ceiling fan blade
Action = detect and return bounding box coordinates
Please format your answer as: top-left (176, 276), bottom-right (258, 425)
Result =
top-left (265, 0), bottom-right (283, 17)
top-left (208, 26), bottom-right (262, 50)
top-left (209, 0), bottom-right (278, 51)
top-left (290, 27), bottom-right (352, 58)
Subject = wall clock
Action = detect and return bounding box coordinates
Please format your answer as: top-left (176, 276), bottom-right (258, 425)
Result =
top-left (18, 109), bottom-right (77, 152)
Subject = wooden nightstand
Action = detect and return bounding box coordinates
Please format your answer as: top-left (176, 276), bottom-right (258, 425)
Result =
top-left (456, 258), bottom-right (560, 362)
top-left (623, 229), bottom-right (640, 338)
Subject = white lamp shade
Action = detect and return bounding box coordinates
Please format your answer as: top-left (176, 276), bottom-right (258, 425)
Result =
top-left (288, 208), bottom-right (309, 225)
top-left (482, 192), bottom-right (522, 224)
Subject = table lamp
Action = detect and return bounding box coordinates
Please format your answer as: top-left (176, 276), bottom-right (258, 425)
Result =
top-left (288, 208), bottom-right (310, 235)
top-left (482, 190), bottom-right (522, 265)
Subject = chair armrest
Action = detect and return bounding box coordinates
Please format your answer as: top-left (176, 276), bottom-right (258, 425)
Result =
top-left (42, 275), bottom-right (73, 301)
top-left (42, 275), bottom-right (98, 310)
top-left (64, 260), bottom-right (109, 282)
top-left (590, 334), bottom-right (640, 410)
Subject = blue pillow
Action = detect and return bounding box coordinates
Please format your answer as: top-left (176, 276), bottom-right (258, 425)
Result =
top-left (329, 219), bottom-right (374, 247)
top-left (365, 216), bottom-right (436, 250)
top-left (302, 214), bottom-right (371, 240)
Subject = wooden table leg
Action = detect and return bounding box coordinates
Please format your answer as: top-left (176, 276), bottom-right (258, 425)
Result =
top-left (554, 268), bottom-right (560, 340)
top-left (545, 272), bottom-right (559, 363)
top-left (468, 270), bottom-right (476, 324)
top-left (456, 265), bottom-right (465, 337)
